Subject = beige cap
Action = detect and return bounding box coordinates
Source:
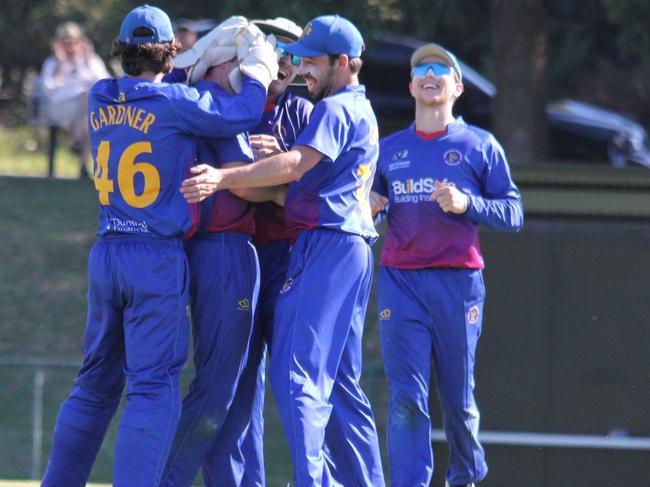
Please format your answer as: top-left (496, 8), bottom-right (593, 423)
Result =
top-left (251, 17), bottom-right (302, 41)
top-left (410, 43), bottom-right (462, 80)
top-left (55, 21), bottom-right (84, 40)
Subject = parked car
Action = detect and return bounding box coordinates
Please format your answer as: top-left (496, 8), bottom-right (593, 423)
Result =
top-left (359, 36), bottom-right (650, 169)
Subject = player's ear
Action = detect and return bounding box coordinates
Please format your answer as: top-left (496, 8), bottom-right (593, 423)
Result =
top-left (337, 54), bottom-right (349, 70)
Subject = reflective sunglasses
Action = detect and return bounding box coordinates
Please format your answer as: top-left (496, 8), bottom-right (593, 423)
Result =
top-left (411, 62), bottom-right (453, 78)
top-left (276, 41), bottom-right (301, 66)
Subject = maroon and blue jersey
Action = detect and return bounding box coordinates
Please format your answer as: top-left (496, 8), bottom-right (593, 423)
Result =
top-left (284, 85), bottom-right (379, 239)
top-left (253, 90), bottom-right (313, 245)
top-left (374, 118), bottom-right (523, 269)
top-left (194, 81), bottom-right (256, 235)
top-left (88, 76), bottom-right (265, 239)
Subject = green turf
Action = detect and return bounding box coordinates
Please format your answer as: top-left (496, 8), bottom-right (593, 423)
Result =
top-left (0, 126), bottom-right (90, 179)
top-left (0, 174), bottom-right (389, 484)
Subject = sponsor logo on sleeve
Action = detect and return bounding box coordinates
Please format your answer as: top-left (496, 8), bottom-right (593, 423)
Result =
top-left (379, 308), bottom-right (392, 320)
top-left (467, 305), bottom-right (480, 324)
top-left (369, 124), bottom-right (379, 147)
top-left (279, 278), bottom-right (294, 295)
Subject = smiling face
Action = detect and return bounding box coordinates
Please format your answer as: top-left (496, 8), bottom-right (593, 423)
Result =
top-left (409, 54), bottom-right (463, 107)
top-left (267, 35), bottom-right (300, 101)
top-left (298, 54), bottom-right (339, 101)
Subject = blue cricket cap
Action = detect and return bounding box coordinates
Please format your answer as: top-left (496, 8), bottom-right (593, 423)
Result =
top-left (410, 43), bottom-right (462, 81)
top-left (119, 5), bottom-right (174, 45)
top-left (285, 15), bottom-right (364, 58)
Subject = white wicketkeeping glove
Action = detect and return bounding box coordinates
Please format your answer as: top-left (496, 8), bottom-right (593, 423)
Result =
top-left (229, 24), bottom-right (278, 92)
top-left (174, 15), bottom-right (248, 85)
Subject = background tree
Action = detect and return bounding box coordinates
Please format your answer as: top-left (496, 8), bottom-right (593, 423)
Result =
top-left (1, 0), bottom-right (649, 161)
top-left (491, 0), bottom-right (548, 164)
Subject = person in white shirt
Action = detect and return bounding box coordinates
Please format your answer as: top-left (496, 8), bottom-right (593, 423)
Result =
top-left (40, 21), bottom-right (110, 177)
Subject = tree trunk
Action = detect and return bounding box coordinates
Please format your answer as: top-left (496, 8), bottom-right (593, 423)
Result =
top-left (491, 0), bottom-right (548, 164)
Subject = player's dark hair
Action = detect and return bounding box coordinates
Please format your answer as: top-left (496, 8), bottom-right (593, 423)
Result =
top-left (328, 54), bottom-right (363, 75)
top-left (111, 34), bottom-right (182, 76)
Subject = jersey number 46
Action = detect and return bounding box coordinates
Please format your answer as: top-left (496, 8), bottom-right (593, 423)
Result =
top-left (93, 140), bottom-right (161, 208)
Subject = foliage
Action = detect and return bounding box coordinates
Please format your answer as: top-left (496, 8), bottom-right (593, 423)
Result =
top-left (0, 0), bottom-right (649, 129)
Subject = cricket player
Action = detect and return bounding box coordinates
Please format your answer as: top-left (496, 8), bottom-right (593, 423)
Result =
top-left (204, 17), bottom-right (313, 487)
top-left (371, 43), bottom-right (524, 487)
top-left (41, 6), bottom-right (272, 487)
top-left (179, 14), bottom-right (386, 487)
top-left (160, 19), bottom-right (282, 487)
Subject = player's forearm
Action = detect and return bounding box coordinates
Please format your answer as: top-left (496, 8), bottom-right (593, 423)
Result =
top-left (466, 195), bottom-right (524, 232)
top-left (220, 150), bottom-right (303, 189)
top-left (230, 185), bottom-right (286, 204)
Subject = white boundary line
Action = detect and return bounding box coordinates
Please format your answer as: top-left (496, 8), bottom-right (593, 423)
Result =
top-left (430, 429), bottom-right (650, 450)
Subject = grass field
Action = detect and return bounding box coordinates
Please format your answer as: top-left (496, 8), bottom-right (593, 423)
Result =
top-left (0, 126), bottom-right (89, 179)
top-left (0, 137), bottom-right (389, 484)
top-left (0, 483), bottom-right (108, 487)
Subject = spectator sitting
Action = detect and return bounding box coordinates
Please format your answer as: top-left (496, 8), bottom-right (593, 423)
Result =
top-left (40, 21), bottom-right (109, 178)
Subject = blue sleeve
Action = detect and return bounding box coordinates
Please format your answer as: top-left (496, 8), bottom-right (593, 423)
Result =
top-left (207, 132), bottom-right (254, 166)
top-left (294, 100), bottom-right (346, 163)
top-left (163, 68), bottom-right (187, 84)
top-left (372, 148), bottom-right (390, 225)
top-left (373, 142), bottom-right (389, 198)
top-left (465, 136), bottom-right (524, 232)
top-left (170, 78), bottom-right (266, 138)
top-left (298, 99), bottom-right (314, 128)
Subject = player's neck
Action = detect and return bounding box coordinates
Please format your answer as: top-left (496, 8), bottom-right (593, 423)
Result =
top-left (324, 72), bottom-right (358, 99)
top-left (414, 104), bottom-right (454, 133)
top-left (129, 71), bottom-right (163, 83)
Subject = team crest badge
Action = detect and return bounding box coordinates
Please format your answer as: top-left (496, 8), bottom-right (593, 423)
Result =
top-left (301, 23), bottom-right (313, 38)
top-left (467, 305), bottom-right (480, 325)
top-left (117, 92), bottom-right (126, 103)
top-left (237, 298), bottom-right (250, 311)
top-left (379, 308), bottom-right (391, 320)
top-left (443, 149), bottom-right (462, 166)
top-left (280, 278), bottom-right (294, 294)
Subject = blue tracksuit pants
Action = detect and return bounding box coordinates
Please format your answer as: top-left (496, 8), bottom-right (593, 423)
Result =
top-left (202, 239), bottom-right (290, 487)
top-left (41, 236), bottom-right (190, 487)
top-left (161, 232), bottom-right (259, 487)
top-left (269, 229), bottom-right (385, 487)
top-left (377, 266), bottom-right (488, 487)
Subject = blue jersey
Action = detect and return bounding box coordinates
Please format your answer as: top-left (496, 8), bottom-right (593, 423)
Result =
top-left (253, 90), bottom-right (313, 245)
top-left (255, 90), bottom-right (313, 152)
top-left (375, 119), bottom-right (523, 269)
top-left (193, 81), bottom-right (256, 235)
top-left (88, 76), bottom-right (265, 239)
top-left (284, 85), bottom-right (379, 239)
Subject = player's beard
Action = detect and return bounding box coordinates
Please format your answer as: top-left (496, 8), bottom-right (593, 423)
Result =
top-left (307, 64), bottom-right (336, 102)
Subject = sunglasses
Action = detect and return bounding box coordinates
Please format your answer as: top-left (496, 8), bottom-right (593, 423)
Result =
top-left (411, 62), bottom-right (453, 78)
top-left (276, 41), bottom-right (301, 66)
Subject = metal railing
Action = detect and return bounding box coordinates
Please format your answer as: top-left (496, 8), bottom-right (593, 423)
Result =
top-left (0, 357), bottom-right (80, 480)
top-left (2, 357), bottom-right (649, 482)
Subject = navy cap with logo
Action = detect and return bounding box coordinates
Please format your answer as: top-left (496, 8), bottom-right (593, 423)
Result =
top-left (284, 15), bottom-right (364, 58)
top-left (119, 4), bottom-right (174, 45)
